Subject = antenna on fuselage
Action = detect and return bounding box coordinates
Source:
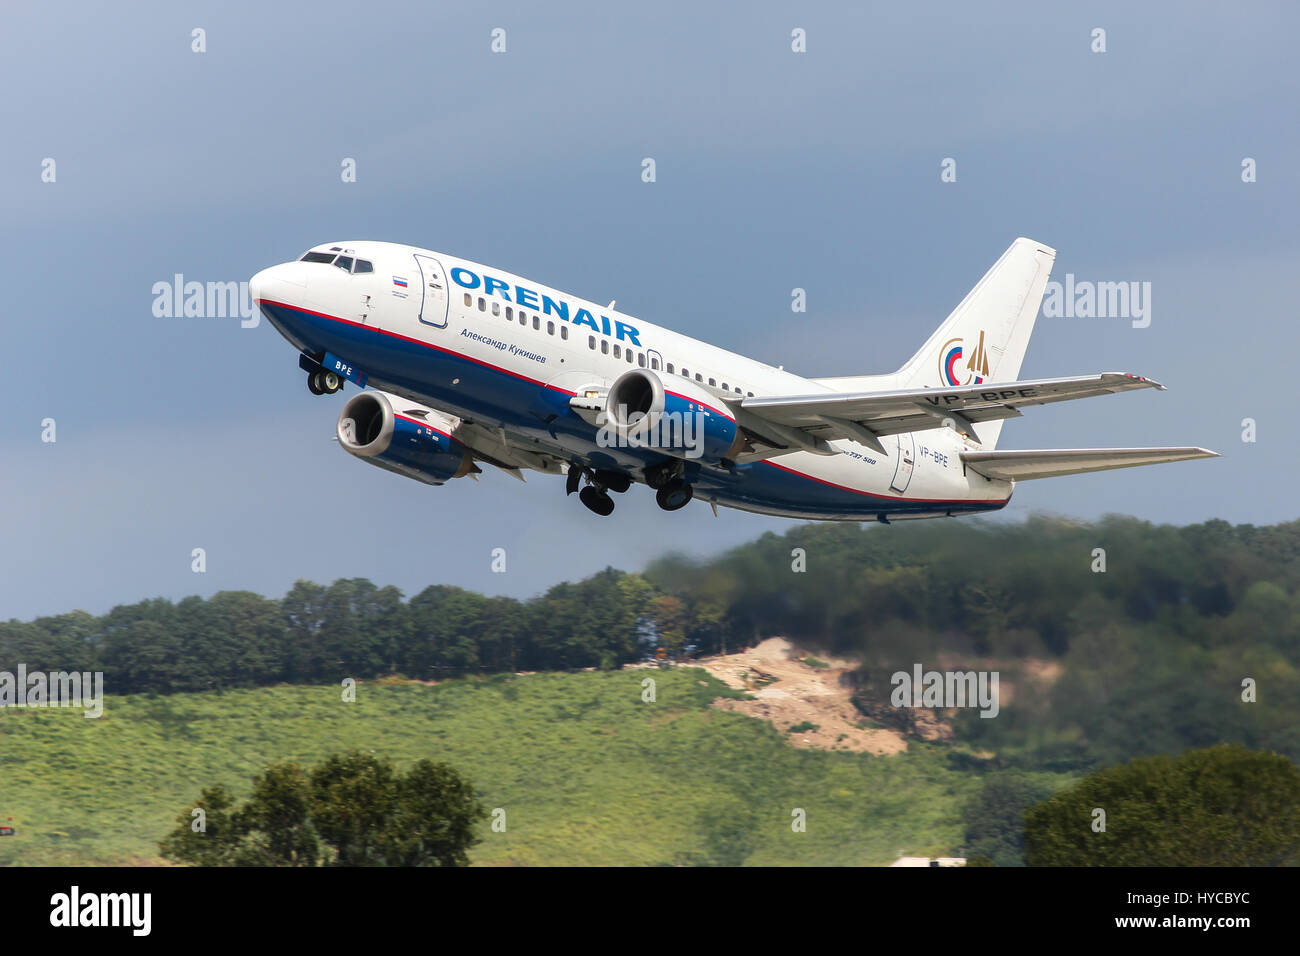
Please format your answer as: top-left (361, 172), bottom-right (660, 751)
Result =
top-left (606, 300), bottom-right (615, 310)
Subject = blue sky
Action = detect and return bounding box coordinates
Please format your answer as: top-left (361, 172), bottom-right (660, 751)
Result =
top-left (2, 1), bottom-right (1296, 620)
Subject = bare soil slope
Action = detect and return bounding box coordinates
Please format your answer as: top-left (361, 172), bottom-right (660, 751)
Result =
top-left (692, 638), bottom-right (910, 755)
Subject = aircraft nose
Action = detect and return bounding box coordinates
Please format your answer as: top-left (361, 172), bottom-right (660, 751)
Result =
top-left (249, 262), bottom-right (308, 305)
top-left (249, 267), bottom-right (274, 305)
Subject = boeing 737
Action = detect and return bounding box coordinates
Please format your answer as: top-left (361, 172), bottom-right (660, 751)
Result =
top-left (249, 238), bottom-right (1216, 520)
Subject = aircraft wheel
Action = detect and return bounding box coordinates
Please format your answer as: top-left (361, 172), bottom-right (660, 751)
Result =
top-left (307, 371), bottom-right (324, 395)
top-left (594, 470), bottom-right (632, 494)
top-left (579, 485), bottom-right (615, 516)
top-left (655, 480), bottom-right (693, 512)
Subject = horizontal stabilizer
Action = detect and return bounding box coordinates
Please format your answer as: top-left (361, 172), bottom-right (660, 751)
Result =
top-left (734, 373), bottom-right (1163, 459)
top-left (961, 446), bottom-right (1220, 481)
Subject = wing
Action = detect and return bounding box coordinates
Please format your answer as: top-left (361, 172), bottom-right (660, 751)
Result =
top-left (382, 393), bottom-right (566, 481)
top-left (731, 372), bottom-right (1163, 459)
top-left (960, 446), bottom-right (1220, 481)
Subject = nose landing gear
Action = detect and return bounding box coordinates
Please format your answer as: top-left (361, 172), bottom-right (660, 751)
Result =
top-left (307, 370), bottom-right (343, 395)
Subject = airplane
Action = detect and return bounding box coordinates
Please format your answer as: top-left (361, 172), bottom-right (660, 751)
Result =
top-left (249, 237), bottom-right (1217, 521)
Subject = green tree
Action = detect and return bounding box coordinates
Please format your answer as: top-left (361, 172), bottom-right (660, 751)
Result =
top-left (160, 751), bottom-right (485, 867)
top-left (158, 785), bottom-right (244, 867)
top-left (963, 773), bottom-right (1055, 867)
top-left (1024, 744), bottom-right (1300, 866)
top-left (234, 762), bottom-right (320, 866)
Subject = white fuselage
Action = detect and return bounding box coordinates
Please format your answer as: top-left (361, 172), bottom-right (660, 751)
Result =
top-left (251, 240), bottom-right (1012, 520)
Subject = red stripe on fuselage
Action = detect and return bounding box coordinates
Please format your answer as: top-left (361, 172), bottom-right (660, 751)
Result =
top-left (257, 298), bottom-right (574, 395)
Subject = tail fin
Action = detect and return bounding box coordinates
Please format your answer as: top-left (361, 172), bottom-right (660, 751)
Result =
top-left (896, 237), bottom-right (1056, 448)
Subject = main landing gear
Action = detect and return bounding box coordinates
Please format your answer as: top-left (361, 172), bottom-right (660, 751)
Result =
top-left (579, 485), bottom-right (615, 516)
top-left (566, 463), bottom-right (694, 516)
top-left (568, 465), bottom-right (629, 516)
top-left (307, 369), bottom-right (343, 395)
top-left (646, 462), bottom-right (693, 511)
top-left (655, 479), bottom-right (693, 512)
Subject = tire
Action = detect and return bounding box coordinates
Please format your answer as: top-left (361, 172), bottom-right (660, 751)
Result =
top-left (307, 372), bottom-right (324, 395)
top-left (579, 485), bottom-right (615, 516)
top-left (655, 480), bottom-right (693, 511)
top-left (594, 470), bottom-right (632, 494)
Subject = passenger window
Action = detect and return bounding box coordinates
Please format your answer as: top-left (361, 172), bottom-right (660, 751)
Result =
top-left (601, 340), bottom-right (609, 354)
top-left (506, 306), bottom-right (513, 320)
top-left (560, 326), bottom-right (568, 340)
top-left (478, 297), bottom-right (486, 312)
top-left (638, 353), bottom-right (646, 367)
top-left (533, 316), bottom-right (540, 330)
top-left (354, 259), bottom-right (373, 274)
top-left (335, 256), bottom-right (354, 272)
top-left (681, 368), bottom-right (688, 377)
top-left (464, 293), bottom-right (472, 307)
top-left (721, 382), bottom-right (728, 390)
top-left (519, 312), bottom-right (526, 326)
top-left (492, 302), bottom-right (501, 316)
top-left (695, 373), bottom-right (702, 382)
top-left (666, 363), bottom-right (674, 374)
top-left (547, 321), bottom-right (555, 335)
top-left (589, 335), bottom-right (596, 350)
top-left (613, 345), bottom-right (622, 359)
top-left (747, 391), bottom-right (754, 397)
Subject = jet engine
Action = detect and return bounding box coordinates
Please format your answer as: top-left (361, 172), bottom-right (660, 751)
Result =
top-left (336, 390), bottom-right (476, 485)
top-left (601, 368), bottom-right (745, 464)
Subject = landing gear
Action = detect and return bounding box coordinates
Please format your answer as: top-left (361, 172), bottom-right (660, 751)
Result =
top-left (308, 370), bottom-right (342, 395)
top-left (579, 485), bottom-right (615, 516)
top-left (567, 463), bottom-right (629, 516)
top-left (655, 479), bottom-right (693, 511)
top-left (644, 462), bottom-right (675, 490)
top-left (569, 462), bottom-right (673, 517)
top-left (593, 469), bottom-right (631, 494)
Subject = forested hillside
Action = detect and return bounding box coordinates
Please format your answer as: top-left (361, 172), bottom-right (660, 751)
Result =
top-left (4, 514), bottom-right (1297, 771)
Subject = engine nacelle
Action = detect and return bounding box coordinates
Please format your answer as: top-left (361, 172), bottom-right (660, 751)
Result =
top-left (600, 368), bottom-right (744, 464)
top-left (337, 390), bottom-right (475, 485)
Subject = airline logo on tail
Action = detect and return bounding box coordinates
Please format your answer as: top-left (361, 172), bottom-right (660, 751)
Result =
top-left (940, 330), bottom-right (991, 386)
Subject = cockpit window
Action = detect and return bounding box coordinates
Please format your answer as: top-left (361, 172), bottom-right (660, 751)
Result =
top-left (334, 255), bottom-right (354, 272)
top-left (354, 259), bottom-right (373, 274)
top-left (300, 251), bottom-right (336, 264)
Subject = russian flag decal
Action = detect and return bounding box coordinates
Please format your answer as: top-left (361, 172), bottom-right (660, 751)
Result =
top-left (392, 277), bottom-right (408, 288)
